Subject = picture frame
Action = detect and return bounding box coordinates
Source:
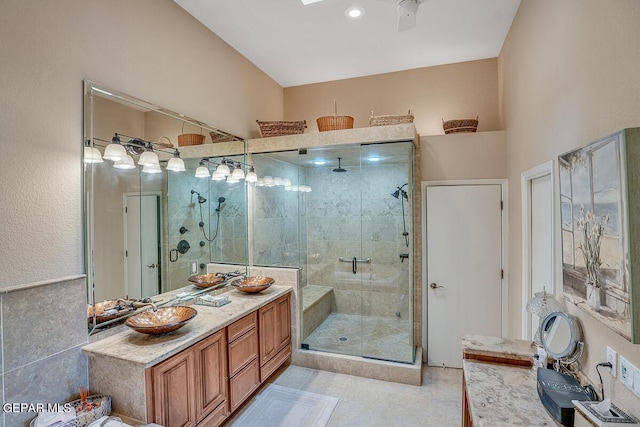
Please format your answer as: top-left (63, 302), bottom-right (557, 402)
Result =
top-left (558, 128), bottom-right (640, 343)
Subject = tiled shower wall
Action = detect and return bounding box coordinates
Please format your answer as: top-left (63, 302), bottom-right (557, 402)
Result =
top-left (165, 157), bottom-right (247, 289)
top-left (0, 276), bottom-right (88, 427)
top-left (250, 155), bottom-right (304, 268)
top-left (305, 163), bottom-right (412, 318)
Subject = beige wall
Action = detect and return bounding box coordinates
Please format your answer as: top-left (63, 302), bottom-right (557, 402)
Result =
top-left (499, 0), bottom-right (640, 415)
top-left (420, 131), bottom-right (506, 181)
top-left (284, 58), bottom-right (501, 137)
top-left (0, 0), bottom-right (283, 289)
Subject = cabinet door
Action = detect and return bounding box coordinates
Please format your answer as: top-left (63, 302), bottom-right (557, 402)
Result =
top-left (276, 293), bottom-right (291, 350)
top-left (151, 349), bottom-right (197, 427)
top-left (258, 300), bottom-right (278, 366)
top-left (194, 329), bottom-right (228, 423)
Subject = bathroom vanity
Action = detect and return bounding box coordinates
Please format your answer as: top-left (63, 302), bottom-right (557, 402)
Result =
top-left (82, 285), bottom-right (292, 426)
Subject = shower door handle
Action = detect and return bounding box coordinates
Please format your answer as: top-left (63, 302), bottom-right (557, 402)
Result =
top-left (352, 257), bottom-right (357, 275)
top-left (430, 282), bottom-right (444, 289)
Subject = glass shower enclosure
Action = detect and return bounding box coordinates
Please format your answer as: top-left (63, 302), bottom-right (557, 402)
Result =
top-left (298, 141), bottom-right (415, 364)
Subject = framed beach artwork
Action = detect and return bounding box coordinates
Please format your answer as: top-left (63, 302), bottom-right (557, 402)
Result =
top-left (558, 128), bottom-right (640, 343)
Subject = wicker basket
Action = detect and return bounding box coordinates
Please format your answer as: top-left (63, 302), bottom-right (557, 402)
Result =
top-left (442, 117), bottom-right (479, 134)
top-left (29, 395), bottom-right (111, 427)
top-left (369, 110), bottom-right (414, 126)
top-left (256, 120), bottom-right (307, 137)
top-left (178, 122), bottom-right (205, 146)
top-left (316, 116), bottom-right (354, 132)
top-left (209, 131), bottom-right (237, 143)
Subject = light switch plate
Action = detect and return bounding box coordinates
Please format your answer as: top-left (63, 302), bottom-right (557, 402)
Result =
top-left (189, 260), bottom-right (197, 275)
top-left (606, 346), bottom-right (617, 377)
top-left (619, 356), bottom-right (634, 391)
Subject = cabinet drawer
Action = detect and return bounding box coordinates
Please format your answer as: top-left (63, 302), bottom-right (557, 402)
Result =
top-left (228, 328), bottom-right (258, 377)
top-left (197, 401), bottom-right (227, 427)
top-left (229, 359), bottom-right (260, 412)
top-left (260, 343), bottom-right (291, 383)
top-left (228, 312), bottom-right (257, 342)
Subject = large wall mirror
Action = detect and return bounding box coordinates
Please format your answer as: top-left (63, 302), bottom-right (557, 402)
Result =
top-left (83, 80), bottom-right (248, 333)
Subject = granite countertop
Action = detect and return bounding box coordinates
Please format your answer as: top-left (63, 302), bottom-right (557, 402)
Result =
top-left (82, 285), bottom-right (292, 368)
top-left (462, 334), bottom-right (537, 363)
top-left (463, 360), bottom-right (558, 426)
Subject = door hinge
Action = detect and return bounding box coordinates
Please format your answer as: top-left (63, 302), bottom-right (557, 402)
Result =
top-left (500, 200), bottom-right (504, 210)
top-left (501, 269), bottom-right (504, 279)
top-left (125, 250), bottom-right (128, 257)
top-left (125, 206), bottom-right (128, 213)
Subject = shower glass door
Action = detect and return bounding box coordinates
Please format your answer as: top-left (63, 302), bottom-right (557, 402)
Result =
top-left (300, 141), bottom-right (414, 363)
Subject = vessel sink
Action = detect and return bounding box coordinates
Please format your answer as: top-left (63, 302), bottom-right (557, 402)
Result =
top-left (125, 306), bottom-right (197, 335)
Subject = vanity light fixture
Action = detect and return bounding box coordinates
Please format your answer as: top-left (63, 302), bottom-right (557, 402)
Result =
top-left (273, 177), bottom-right (284, 186)
top-left (142, 163), bottom-right (162, 174)
top-left (113, 155), bottom-right (136, 170)
top-left (138, 143), bottom-right (160, 167)
top-left (245, 166), bottom-right (258, 183)
top-left (282, 178), bottom-right (292, 188)
top-left (195, 161), bottom-right (210, 178)
top-left (231, 162), bottom-right (245, 180)
top-left (263, 176), bottom-right (275, 187)
top-left (166, 149), bottom-right (186, 172)
top-left (103, 133), bottom-right (127, 161)
top-left (211, 171), bottom-right (226, 181)
top-left (84, 146), bottom-right (104, 164)
top-left (345, 6), bottom-right (365, 19)
top-left (215, 162), bottom-right (231, 177)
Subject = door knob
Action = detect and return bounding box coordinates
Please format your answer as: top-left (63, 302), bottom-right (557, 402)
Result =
top-left (146, 263), bottom-right (157, 269)
top-left (430, 282), bottom-right (444, 289)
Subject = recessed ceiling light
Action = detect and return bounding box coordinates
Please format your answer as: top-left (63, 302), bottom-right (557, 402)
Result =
top-left (312, 159), bottom-right (328, 165)
top-left (345, 6), bottom-right (365, 19)
top-left (365, 156), bottom-right (382, 162)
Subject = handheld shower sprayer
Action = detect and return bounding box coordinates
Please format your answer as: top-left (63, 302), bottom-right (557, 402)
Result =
top-left (216, 197), bottom-right (226, 212)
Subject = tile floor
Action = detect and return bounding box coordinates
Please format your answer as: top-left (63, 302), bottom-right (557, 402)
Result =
top-left (227, 364), bottom-right (463, 427)
top-left (303, 312), bottom-right (414, 363)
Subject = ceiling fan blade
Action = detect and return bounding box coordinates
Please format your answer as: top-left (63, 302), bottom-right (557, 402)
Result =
top-left (397, 0), bottom-right (419, 32)
top-left (301, 0), bottom-right (324, 5)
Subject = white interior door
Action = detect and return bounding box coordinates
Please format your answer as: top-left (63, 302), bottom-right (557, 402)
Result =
top-left (525, 172), bottom-right (553, 338)
top-left (426, 184), bottom-right (503, 368)
top-left (521, 162), bottom-right (555, 339)
top-left (125, 194), bottom-right (160, 299)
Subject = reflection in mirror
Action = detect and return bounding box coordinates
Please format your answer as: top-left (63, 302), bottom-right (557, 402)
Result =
top-left (84, 81), bottom-right (247, 333)
top-left (541, 311), bottom-right (584, 369)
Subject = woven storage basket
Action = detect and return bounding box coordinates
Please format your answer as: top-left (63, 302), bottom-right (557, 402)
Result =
top-left (442, 116), bottom-right (479, 134)
top-left (317, 115), bottom-right (354, 132)
top-left (178, 122), bottom-right (205, 146)
top-left (209, 131), bottom-right (236, 143)
top-left (256, 120), bottom-right (307, 137)
top-left (29, 395), bottom-right (111, 427)
top-left (369, 110), bottom-right (414, 126)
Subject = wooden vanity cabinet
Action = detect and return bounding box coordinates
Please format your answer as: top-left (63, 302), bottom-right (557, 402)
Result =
top-left (145, 291), bottom-right (292, 426)
top-left (227, 312), bottom-right (260, 412)
top-left (147, 329), bottom-right (227, 427)
top-left (258, 293), bottom-right (291, 381)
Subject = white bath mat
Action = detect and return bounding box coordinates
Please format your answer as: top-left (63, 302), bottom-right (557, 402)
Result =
top-left (231, 384), bottom-right (339, 427)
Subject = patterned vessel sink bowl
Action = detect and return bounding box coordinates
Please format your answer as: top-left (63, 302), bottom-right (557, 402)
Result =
top-left (88, 299), bottom-right (135, 324)
top-left (188, 273), bottom-right (225, 289)
top-left (125, 306), bottom-right (197, 335)
top-left (232, 276), bottom-right (275, 293)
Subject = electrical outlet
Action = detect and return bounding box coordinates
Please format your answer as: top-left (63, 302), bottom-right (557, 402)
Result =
top-left (189, 260), bottom-right (197, 275)
top-left (606, 346), bottom-right (617, 377)
top-left (619, 356), bottom-right (634, 390)
top-left (634, 367), bottom-right (640, 397)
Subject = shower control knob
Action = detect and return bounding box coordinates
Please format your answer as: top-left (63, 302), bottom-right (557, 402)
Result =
top-left (429, 282), bottom-right (444, 289)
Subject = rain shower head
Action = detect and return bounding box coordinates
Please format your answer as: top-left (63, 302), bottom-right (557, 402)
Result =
top-left (391, 184), bottom-right (409, 200)
top-left (333, 157), bottom-right (347, 173)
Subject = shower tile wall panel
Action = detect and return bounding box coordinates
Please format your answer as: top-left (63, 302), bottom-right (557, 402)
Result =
top-left (166, 158), bottom-right (247, 288)
top-left (305, 164), bottom-right (411, 318)
top-left (251, 155), bottom-right (303, 267)
top-left (0, 277), bottom-right (89, 427)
